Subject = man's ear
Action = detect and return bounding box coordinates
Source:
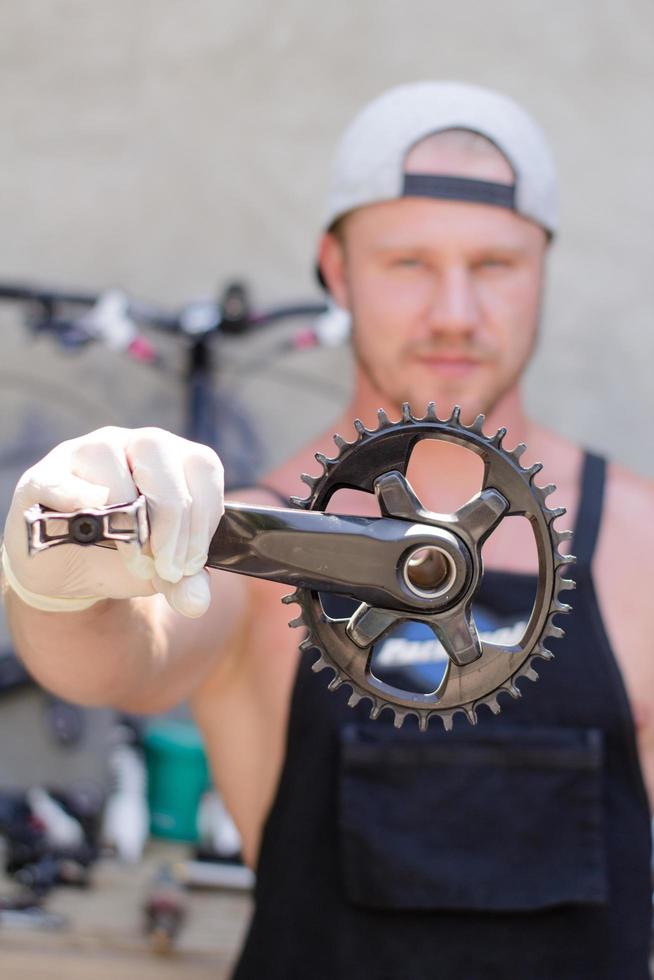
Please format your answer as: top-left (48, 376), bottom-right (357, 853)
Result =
top-left (317, 231), bottom-right (350, 310)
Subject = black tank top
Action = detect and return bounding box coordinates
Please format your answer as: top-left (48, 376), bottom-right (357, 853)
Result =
top-left (233, 454), bottom-right (652, 980)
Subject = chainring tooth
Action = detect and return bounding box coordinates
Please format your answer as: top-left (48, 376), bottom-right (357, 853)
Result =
top-left (300, 472), bottom-right (318, 491)
top-left (545, 622), bottom-right (565, 641)
top-left (464, 705), bottom-right (478, 724)
top-left (441, 710), bottom-right (456, 732)
top-left (526, 462), bottom-right (544, 480)
top-left (285, 402), bottom-right (575, 730)
top-left (509, 442), bottom-right (527, 463)
top-left (466, 413), bottom-right (486, 436)
top-left (553, 598), bottom-right (572, 614)
top-left (347, 688), bottom-right (363, 708)
top-left (532, 643), bottom-right (555, 662)
top-left (552, 528), bottom-right (573, 547)
top-left (392, 709), bottom-right (407, 729)
top-left (314, 451), bottom-right (333, 470)
top-left (490, 426), bottom-right (507, 448)
top-left (369, 702), bottom-right (383, 721)
top-left (485, 695), bottom-right (501, 716)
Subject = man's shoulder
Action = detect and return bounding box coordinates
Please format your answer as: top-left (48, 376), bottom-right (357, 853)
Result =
top-left (606, 461), bottom-right (654, 522)
top-left (249, 424), bottom-right (348, 502)
top-left (534, 426), bottom-right (652, 543)
top-left (225, 425), bottom-right (344, 504)
top-left (601, 460), bottom-right (654, 559)
top-left (592, 460), bottom-right (654, 726)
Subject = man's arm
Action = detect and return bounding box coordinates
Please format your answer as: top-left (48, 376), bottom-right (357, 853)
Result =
top-left (4, 566), bottom-right (249, 715)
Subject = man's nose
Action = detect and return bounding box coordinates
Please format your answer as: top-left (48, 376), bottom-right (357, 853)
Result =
top-left (427, 266), bottom-right (479, 335)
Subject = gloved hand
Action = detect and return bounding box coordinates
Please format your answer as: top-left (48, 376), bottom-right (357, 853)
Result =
top-left (1, 427), bottom-right (224, 618)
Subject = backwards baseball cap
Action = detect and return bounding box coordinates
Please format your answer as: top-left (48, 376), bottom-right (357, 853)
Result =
top-left (321, 81), bottom-right (558, 240)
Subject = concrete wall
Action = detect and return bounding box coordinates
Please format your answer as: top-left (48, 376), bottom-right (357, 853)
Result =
top-left (0, 0), bottom-right (652, 479)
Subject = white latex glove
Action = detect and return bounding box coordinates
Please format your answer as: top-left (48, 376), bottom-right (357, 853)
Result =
top-left (1, 426), bottom-right (224, 618)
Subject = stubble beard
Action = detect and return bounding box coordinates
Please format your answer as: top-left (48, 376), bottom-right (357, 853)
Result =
top-left (351, 331), bottom-right (538, 424)
top-left (351, 336), bottom-right (497, 420)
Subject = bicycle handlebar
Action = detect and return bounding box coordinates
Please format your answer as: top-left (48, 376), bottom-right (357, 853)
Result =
top-left (0, 276), bottom-right (347, 481)
top-left (0, 279), bottom-right (328, 339)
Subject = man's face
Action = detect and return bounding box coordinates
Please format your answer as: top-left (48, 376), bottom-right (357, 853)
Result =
top-left (319, 137), bottom-right (549, 420)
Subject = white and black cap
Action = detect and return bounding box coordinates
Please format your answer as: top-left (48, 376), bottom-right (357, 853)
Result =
top-left (321, 80), bottom-right (558, 237)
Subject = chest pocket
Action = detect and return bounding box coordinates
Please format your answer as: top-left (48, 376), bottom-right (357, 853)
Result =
top-left (338, 722), bottom-right (608, 912)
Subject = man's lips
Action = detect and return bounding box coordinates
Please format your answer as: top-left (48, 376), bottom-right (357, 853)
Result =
top-left (412, 354), bottom-right (483, 378)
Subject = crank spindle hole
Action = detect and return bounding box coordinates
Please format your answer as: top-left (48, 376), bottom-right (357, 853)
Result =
top-left (403, 546), bottom-right (456, 598)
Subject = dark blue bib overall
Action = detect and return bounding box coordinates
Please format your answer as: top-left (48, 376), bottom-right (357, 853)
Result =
top-left (233, 454), bottom-right (652, 980)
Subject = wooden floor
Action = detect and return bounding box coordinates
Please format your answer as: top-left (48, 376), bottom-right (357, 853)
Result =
top-left (0, 841), bottom-right (253, 979)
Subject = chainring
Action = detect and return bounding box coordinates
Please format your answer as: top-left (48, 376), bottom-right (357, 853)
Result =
top-left (283, 403), bottom-right (575, 731)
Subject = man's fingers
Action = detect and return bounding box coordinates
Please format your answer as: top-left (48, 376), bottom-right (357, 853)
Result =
top-left (183, 449), bottom-right (224, 576)
top-left (15, 426), bottom-right (138, 517)
top-left (126, 430), bottom-right (192, 584)
top-left (159, 570), bottom-right (212, 618)
top-left (153, 496), bottom-right (191, 584)
top-left (118, 541), bottom-right (156, 581)
top-left (71, 430), bottom-right (138, 505)
top-left (17, 471), bottom-right (111, 513)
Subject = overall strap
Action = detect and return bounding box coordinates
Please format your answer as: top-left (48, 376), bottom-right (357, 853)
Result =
top-left (227, 484), bottom-right (290, 507)
top-left (255, 484), bottom-right (290, 506)
top-left (571, 452), bottom-right (606, 567)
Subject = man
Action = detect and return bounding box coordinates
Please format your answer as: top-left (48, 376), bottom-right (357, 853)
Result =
top-left (3, 82), bottom-right (654, 978)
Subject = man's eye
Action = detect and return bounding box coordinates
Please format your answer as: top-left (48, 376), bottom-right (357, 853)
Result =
top-left (477, 257), bottom-right (511, 270)
top-left (393, 257), bottom-right (423, 268)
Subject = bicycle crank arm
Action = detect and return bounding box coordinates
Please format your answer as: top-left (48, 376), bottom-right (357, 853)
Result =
top-left (24, 491), bottom-right (490, 615)
top-left (207, 500), bottom-right (481, 613)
